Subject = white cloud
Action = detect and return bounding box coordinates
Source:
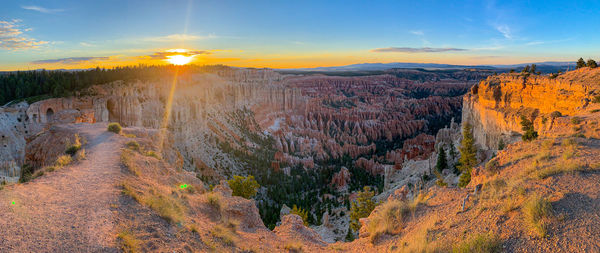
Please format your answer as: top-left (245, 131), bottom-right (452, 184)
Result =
top-left (21, 5), bottom-right (64, 14)
top-left (371, 47), bottom-right (468, 53)
top-left (410, 30), bottom-right (424, 36)
top-left (0, 20), bottom-right (48, 50)
top-left (495, 24), bottom-right (512, 39)
top-left (143, 33), bottom-right (217, 42)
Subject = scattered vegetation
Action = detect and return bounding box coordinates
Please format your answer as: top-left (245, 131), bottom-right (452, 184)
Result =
top-left (283, 241), bottom-right (304, 253)
top-left (117, 230), bottom-right (140, 253)
top-left (228, 175), bottom-right (260, 199)
top-left (523, 195), bottom-right (553, 237)
top-left (121, 182), bottom-right (187, 224)
top-left (570, 116), bottom-right (582, 125)
top-left (520, 116), bottom-right (538, 141)
top-left (206, 192), bottom-right (222, 211)
top-left (121, 149), bottom-right (140, 176)
top-left (126, 140), bottom-right (140, 151)
top-left (290, 205), bottom-right (309, 226)
top-left (65, 134), bottom-right (82, 156)
top-left (108, 122), bottom-right (122, 134)
top-left (210, 224), bottom-right (236, 246)
top-left (56, 155), bottom-right (73, 167)
top-left (452, 233), bottom-right (502, 253)
top-left (349, 186), bottom-right (377, 232)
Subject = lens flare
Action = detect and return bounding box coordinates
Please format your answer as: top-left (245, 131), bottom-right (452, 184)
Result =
top-left (166, 55), bottom-right (193, 65)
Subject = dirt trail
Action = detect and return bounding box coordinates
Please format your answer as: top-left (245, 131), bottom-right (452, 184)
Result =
top-left (0, 123), bottom-right (125, 252)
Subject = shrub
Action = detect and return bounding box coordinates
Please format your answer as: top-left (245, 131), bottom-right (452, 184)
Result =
top-left (570, 117), bottom-right (582, 125)
top-left (210, 224), bottom-right (236, 246)
top-left (206, 192), bottom-right (222, 211)
top-left (19, 164), bottom-right (34, 183)
top-left (145, 150), bottom-right (160, 159)
top-left (523, 195), bottom-right (553, 237)
top-left (65, 133), bottom-right (82, 156)
top-left (56, 155), bottom-right (73, 167)
top-left (126, 141), bottom-right (140, 151)
top-left (108, 122), bottom-right (122, 134)
top-left (283, 241), bottom-right (303, 253)
top-left (291, 205), bottom-right (309, 226)
top-left (227, 175), bottom-right (260, 199)
top-left (117, 230), bottom-right (140, 253)
top-left (349, 186), bottom-right (377, 232)
top-left (593, 96), bottom-right (600, 104)
top-left (367, 199), bottom-right (413, 241)
top-left (452, 233), bottom-right (502, 253)
top-left (144, 193), bottom-right (187, 224)
top-left (497, 139), bottom-right (505, 150)
top-left (550, 111), bottom-right (562, 118)
top-left (485, 159), bottom-right (500, 175)
top-left (520, 116), bottom-right (538, 141)
top-left (121, 149), bottom-right (140, 176)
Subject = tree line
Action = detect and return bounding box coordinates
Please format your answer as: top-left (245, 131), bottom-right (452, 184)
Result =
top-left (0, 64), bottom-right (233, 105)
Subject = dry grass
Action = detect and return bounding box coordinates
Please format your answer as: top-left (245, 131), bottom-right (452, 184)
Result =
top-left (210, 224), bottom-right (236, 246)
top-left (76, 148), bottom-right (86, 160)
top-left (121, 149), bottom-right (140, 176)
top-left (144, 150), bottom-right (160, 159)
top-left (452, 233), bottom-right (502, 253)
top-left (206, 192), bottom-right (222, 211)
top-left (55, 155), bottom-right (72, 167)
top-left (367, 192), bottom-right (428, 244)
top-left (121, 181), bottom-right (187, 224)
top-left (523, 195), bottom-right (553, 237)
top-left (117, 230), bottom-right (140, 253)
top-left (283, 241), bottom-right (304, 253)
top-left (126, 140), bottom-right (140, 151)
top-left (534, 161), bottom-right (581, 179)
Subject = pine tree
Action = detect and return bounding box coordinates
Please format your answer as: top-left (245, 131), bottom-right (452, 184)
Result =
top-left (458, 122), bottom-right (478, 173)
top-left (530, 64), bottom-right (537, 74)
top-left (435, 146), bottom-right (448, 173)
top-left (520, 116), bottom-right (538, 141)
top-left (349, 186), bottom-right (377, 232)
top-left (345, 227), bottom-right (355, 242)
top-left (498, 139), bottom-right (505, 150)
top-left (522, 65), bottom-right (530, 73)
top-left (587, 59), bottom-right (598, 68)
top-left (577, 58), bottom-right (587, 69)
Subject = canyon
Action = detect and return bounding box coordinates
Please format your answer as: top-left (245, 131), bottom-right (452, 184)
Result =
top-left (2, 66), bottom-right (600, 251)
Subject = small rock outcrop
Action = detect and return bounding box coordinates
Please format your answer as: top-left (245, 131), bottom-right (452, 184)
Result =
top-left (274, 214), bottom-right (327, 246)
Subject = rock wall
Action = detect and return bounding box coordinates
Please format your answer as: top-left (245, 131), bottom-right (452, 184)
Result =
top-left (462, 68), bottom-right (600, 150)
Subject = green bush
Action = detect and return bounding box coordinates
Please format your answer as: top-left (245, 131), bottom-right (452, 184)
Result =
top-left (227, 175), bottom-right (260, 199)
top-left (520, 116), bottom-right (538, 142)
top-left (290, 205), bottom-right (309, 226)
top-left (107, 123), bottom-right (122, 134)
top-left (570, 117), bottom-right (582, 125)
top-left (126, 140), bottom-right (140, 151)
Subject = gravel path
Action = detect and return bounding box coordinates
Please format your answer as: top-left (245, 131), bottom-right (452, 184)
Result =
top-left (0, 123), bottom-right (124, 252)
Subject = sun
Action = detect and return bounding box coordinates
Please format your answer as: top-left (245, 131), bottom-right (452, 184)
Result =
top-left (166, 54), bottom-right (194, 65)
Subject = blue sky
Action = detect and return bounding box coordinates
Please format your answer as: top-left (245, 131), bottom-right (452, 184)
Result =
top-left (1, 0), bottom-right (599, 70)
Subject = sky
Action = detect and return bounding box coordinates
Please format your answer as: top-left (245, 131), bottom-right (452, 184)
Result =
top-left (1, 0), bottom-right (599, 70)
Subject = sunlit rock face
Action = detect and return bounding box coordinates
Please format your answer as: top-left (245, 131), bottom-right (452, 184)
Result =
top-left (462, 68), bottom-right (600, 150)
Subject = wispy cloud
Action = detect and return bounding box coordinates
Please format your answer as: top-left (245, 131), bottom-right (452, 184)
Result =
top-left (143, 49), bottom-right (211, 60)
top-left (410, 30), bottom-right (424, 36)
top-left (525, 38), bottom-right (573, 46)
top-left (0, 19), bottom-right (48, 50)
top-left (31, 56), bottom-right (110, 64)
top-left (21, 5), bottom-right (64, 14)
top-left (371, 47), bottom-right (468, 53)
top-left (143, 33), bottom-right (217, 42)
top-left (494, 24), bottom-right (512, 39)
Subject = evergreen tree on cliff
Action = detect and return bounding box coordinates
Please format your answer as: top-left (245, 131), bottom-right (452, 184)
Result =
top-left (458, 122), bottom-right (478, 172)
top-left (457, 123), bottom-right (477, 187)
top-left (587, 59), bottom-right (598, 68)
top-left (520, 116), bottom-right (538, 141)
top-left (577, 58), bottom-right (587, 69)
top-left (435, 146), bottom-right (448, 173)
